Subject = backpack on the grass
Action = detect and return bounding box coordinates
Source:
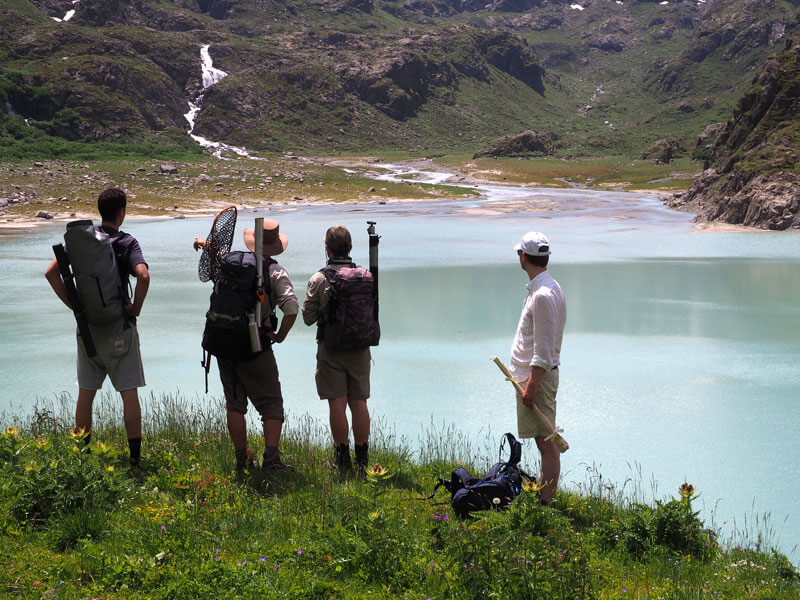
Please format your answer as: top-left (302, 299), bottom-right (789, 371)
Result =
top-left (430, 433), bottom-right (532, 518)
top-left (202, 251), bottom-right (275, 362)
top-left (319, 264), bottom-right (380, 351)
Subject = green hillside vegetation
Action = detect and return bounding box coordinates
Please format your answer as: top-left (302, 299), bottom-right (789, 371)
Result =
top-left (2, 0), bottom-right (799, 160)
top-left (1, 395), bottom-right (798, 599)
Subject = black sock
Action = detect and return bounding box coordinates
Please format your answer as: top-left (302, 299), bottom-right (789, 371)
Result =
top-left (264, 446), bottom-right (279, 461)
top-left (84, 432), bottom-right (92, 447)
top-left (235, 448), bottom-right (248, 465)
top-left (354, 442), bottom-right (369, 467)
top-left (128, 437), bottom-right (142, 466)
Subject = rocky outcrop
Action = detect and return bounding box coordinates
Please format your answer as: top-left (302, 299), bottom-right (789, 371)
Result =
top-left (678, 38), bottom-right (800, 230)
top-left (641, 138), bottom-right (687, 164)
top-left (473, 129), bottom-right (558, 158)
top-left (341, 29), bottom-right (543, 120)
top-left (645, 0), bottom-right (793, 93)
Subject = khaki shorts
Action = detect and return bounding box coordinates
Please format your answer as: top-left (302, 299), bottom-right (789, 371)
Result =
top-left (77, 320), bottom-right (145, 392)
top-left (315, 343), bottom-right (371, 401)
top-left (515, 368), bottom-right (559, 439)
top-left (218, 350), bottom-right (284, 422)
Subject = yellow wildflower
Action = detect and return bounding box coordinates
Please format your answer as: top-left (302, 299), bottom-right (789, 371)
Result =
top-left (367, 463), bottom-right (388, 477)
top-left (69, 427), bottom-right (88, 442)
top-left (3, 426), bottom-right (19, 438)
top-left (522, 480), bottom-right (542, 493)
top-left (679, 482), bottom-right (696, 498)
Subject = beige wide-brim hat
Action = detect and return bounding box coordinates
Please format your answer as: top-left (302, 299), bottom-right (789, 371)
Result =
top-left (243, 219), bottom-right (288, 256)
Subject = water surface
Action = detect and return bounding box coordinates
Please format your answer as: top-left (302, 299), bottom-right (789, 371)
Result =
top-left (1, 178), bottom-right (798, 557)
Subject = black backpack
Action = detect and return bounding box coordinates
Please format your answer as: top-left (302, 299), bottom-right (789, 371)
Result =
top-left (431, 433), bottom-right (532, 518)
top-left (202, 251), bottom-right (275, 362)
top-left (319, 264), bottom-right (380, 351)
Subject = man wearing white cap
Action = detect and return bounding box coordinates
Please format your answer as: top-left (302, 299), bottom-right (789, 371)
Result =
top-left (510, 231), bottom-right (566, 504)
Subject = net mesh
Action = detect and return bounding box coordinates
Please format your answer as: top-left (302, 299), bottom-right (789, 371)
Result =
top-left (198, 206), bottom-right (237, 282)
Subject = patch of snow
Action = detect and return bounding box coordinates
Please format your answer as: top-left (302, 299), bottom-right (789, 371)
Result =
top-left (62, 9), bottom-right (76, 21)
top-left (570, 3), bottom-right (584, 10)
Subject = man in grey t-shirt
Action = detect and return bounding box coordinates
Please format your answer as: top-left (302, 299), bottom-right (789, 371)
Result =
top-left (45, 188), bottom-right (150, 467)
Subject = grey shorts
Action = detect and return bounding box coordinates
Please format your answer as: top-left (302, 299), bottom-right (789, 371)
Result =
top-left (315, 343), bottom-right (371, 401)
top-left (217, 350), bottom-right (284, 422)
top-left (77, 320), bottom-right (146, 392)
top-left (515, 369), bottom-right (559, 439)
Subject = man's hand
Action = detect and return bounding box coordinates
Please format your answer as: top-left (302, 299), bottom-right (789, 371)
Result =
top-left (522, 367), bottom-right (545, 409)
top-left (124, 302), bottom-right (138, 318)
top-left (193, 237), bottom-right (207, 251)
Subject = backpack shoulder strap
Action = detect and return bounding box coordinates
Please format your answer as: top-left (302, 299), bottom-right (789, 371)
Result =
top-left (500, 432), bottom-right (522, 467)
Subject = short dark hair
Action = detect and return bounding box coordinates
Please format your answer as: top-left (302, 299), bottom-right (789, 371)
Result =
top-left (98, 188), bottom-right (127, 221)
top-left (325, 225), bottom-right (352, 257)
top-left (524, 253), bottom-right (549, 268)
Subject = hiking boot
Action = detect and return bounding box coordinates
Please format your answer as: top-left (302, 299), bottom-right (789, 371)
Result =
top-left (334, 443), bottom-right (352, 473)
top-left (235, 448), bottom-right (258, 474)
top-left (261, 451), bottom-right (290, 473)
top-left (354, 443), bottom-right (369, 478)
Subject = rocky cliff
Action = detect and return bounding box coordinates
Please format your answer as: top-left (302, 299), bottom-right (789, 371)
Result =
top-left (674, 37), bottom-right (800, 230)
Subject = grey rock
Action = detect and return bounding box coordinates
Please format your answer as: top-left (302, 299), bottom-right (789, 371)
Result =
top-left (36, 211), bottom-right (54, 219)
top-left (0, 199), bottom-right (8, 208)
top-left (159, 164), bottom-right (179, 175)
top-left (173, 214), bottom-right (186, 219)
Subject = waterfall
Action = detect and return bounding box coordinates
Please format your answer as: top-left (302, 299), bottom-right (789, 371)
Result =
top-left (52, 0), bottom-right (79, 23)
top-left (184, 44), bottom-right (257, 159)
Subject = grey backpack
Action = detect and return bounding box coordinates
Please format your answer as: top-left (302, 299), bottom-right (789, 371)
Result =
top-left (63, 220), bottom-right (126, 327)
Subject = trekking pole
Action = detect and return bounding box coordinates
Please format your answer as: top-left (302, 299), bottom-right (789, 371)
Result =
top-left (367, 221), bottom-right (380, 322)
top-left (249, 217), bottom-right (264, 353)
top-left (52, 243), bottom-right (97, 357)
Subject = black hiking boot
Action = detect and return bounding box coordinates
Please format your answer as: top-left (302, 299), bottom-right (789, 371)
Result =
top-left (235, 448), bottom-right (258, 475)
top-left (261, 449), bottom-right (290, 473)
top-left (354, 443), bottom-right (369, 479)
top-left (334, 443), bottom-right (352, 474)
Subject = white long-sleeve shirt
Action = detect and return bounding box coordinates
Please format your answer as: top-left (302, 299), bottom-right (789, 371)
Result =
top-left (509, 270), bottom-right (566, 381)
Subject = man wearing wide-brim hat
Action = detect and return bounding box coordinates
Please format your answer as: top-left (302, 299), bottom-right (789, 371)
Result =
top-left (194, 218), bottom-right (298, 473)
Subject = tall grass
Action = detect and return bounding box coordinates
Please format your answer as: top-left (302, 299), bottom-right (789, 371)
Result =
top-left (1, 393), bottom-right (797, 599)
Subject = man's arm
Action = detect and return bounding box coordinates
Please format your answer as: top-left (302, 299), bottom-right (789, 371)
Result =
top-left (45, 258), bottom-right (72, 310)
top-left (269, 313), bottom-right (296, 344)
top-left (301, 273), bottom-right (326, 326)
top-left (125, 263), bottom-right (150, 317)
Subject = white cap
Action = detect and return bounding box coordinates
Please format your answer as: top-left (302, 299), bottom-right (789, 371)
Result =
top-left (514, 231), bottom-right (551, 256)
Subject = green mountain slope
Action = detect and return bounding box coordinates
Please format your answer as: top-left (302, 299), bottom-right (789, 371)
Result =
top-left (1, 0), bottom-right (799, 157)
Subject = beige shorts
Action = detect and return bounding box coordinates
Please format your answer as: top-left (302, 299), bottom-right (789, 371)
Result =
top-left (315, 343), bottom-right (371, 401)
top-left (515, 368), bottom-right (559, 439)
top-left (77, 320), bottom-right (145, 392)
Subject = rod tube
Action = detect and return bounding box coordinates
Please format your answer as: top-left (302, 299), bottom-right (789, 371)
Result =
top-left (53, 243), bottom-right (97, 357)
top-left (367, 221), bottom-right (379, 321)
top-left (251, 217), bottom-right (264, 353)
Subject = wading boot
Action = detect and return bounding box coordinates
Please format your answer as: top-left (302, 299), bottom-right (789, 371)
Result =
top-left (354, 443), bottom-right (369, 479)
top-left (334, 443), bottom-right (352, 474)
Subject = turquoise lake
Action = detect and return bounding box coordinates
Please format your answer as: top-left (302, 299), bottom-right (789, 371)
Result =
top-left (1, 171), bottom-right (798, 558)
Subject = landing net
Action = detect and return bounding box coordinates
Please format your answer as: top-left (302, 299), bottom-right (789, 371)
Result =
top-left (198, 205), bottom-right (237, 282)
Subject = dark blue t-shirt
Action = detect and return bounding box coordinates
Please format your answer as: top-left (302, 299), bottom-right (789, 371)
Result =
top-left (98, 225), bottom-right (147, 287)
